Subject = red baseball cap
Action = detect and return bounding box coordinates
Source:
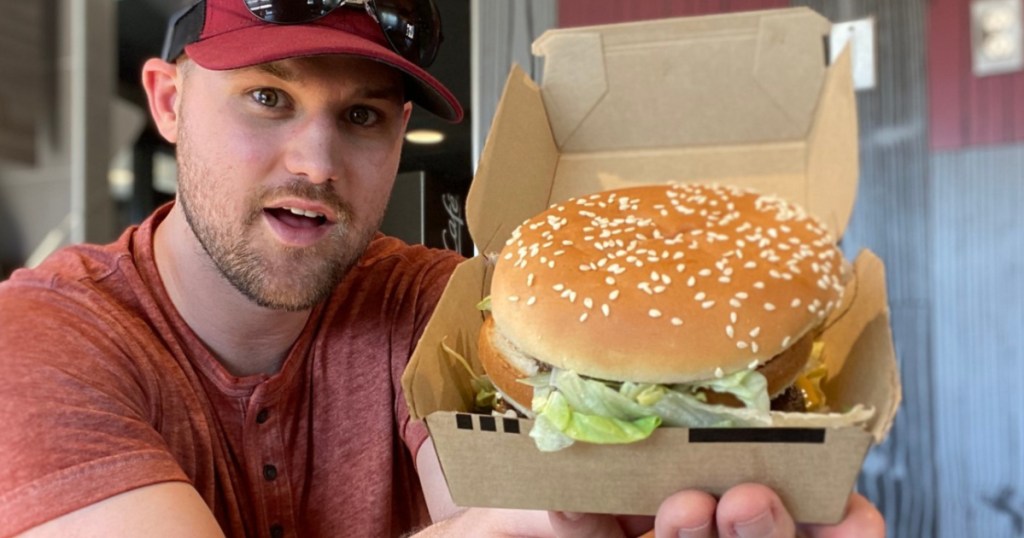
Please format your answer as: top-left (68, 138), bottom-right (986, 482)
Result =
top-left (162, 0), bottom-right (463, 122)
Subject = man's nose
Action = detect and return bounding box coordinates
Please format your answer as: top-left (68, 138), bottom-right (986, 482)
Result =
top-left (283, 115), bottom-right (342, 184)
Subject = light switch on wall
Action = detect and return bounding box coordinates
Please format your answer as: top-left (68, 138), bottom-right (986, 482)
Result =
top-left (971, 0), bottom-right (1023, 76)
top-left (830, 18), bottom-right (877, 91)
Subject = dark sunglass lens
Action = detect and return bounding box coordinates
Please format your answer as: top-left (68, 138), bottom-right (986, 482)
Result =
top-left (245, 0), bottom-right (345, 24)
top-left (372, 0), bottom-right (442, 67)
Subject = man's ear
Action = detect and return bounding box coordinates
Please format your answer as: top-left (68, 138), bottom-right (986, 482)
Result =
top-left (142, 58), bottom-right (183, 144)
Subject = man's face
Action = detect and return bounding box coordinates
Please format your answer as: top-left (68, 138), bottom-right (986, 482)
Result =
top-left (174, 56), bottom-right (411, 311)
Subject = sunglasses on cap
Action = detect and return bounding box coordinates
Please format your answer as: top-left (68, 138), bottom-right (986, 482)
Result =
top-left (162, 0), bottom-right (444, 68)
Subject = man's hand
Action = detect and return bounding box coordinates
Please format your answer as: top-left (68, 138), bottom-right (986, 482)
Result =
top-left (547, 484), bottom-right (884, 538)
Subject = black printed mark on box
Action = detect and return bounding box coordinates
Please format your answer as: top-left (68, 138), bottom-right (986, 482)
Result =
top-left (689, 428), bottom-right (826, 444)
top-left (454, 413), bottom-right (524, 434)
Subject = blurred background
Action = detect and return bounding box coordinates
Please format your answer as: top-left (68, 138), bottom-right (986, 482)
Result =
top-left (1, 0), bottom-right (1022, 536)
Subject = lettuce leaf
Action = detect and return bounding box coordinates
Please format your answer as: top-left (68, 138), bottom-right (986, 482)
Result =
top-left (526, 367), bottom-right (772, 451)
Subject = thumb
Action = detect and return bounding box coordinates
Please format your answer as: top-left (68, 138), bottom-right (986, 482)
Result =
top-left (548, 511), bottom-right (628, 538)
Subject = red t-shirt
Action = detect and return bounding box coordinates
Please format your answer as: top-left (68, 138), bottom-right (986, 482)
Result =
top-left (0, 204), bottom-right (463, 537)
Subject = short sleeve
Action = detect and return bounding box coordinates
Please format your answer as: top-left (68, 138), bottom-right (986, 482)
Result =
top-left (0, 284), bottom-right (188, 536)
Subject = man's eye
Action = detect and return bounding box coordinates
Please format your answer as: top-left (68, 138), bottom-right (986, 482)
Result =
top-left (348, 106), bottom-right (379, 126)
top-left (250, 88), bottom-right (282, 107)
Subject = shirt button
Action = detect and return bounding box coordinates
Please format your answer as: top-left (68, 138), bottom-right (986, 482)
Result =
top-left (269, 524), bottom-right (284, 538)
top-left (256, 409), bottom-right (269, 424)
top-left (263, 464), bottom-right (278, 481)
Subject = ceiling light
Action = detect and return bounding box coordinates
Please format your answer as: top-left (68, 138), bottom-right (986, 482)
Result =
top-left (405, 129), bottom-right (445, 145)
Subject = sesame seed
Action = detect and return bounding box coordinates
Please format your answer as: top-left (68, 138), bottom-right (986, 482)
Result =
top-left (687, 276), bottom-right (696, 287)
top-left (584, 298), bottom-right (594, 309)
top-left (726, 325), bottom-right (734, 338)
top-left (782, 336), bottom-right (791, 347)
top-left (702, 300), bottom-right (716, 309)
top-left (730, 298), bottom-right (741, 308)
top-left (737, 341), bottom-right (748, 349)
top-left (553, 284), bottom-right (565, 291)
top-left (609, 290), bottom-right (620, 300)
top-left (764, 303), bottom-right (776, 311)
top-left (752, 342), bottom-right (759, 353)
top-left (695, 292), bottom-right (706, 301)
top-left (605, 276), bottom-right (616, 285)
top-left (749, 327), bottom-right (761, 338)
top-left (649, 309), bottom-right (662, 318)
top-left (715, 367), bottom-right (725, 378)
top-left (671, 317), bottom-right (683, 326)
top-left (791, 298), bottom-right (801, 308)
top-left (527, 296), bottom-right (537, 306)
top-left (580, 312), bottom-right (588, 322)
top-left (753, 281), bottom-right (765, 289)
top-left (508, 296), bottom-right (519, 302)
top-left (730, 312), bottom-right (737, 323)
top-left (527, 274), bottom-right (535, 287)
top-left (602, 304), bottom-right (610, 317)
top-left (699, 269), bottom-right (712, 277)
top-left (748, 359), bottom-right (759, 369)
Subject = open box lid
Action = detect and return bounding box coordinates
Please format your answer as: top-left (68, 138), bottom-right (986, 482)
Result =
top-left (467, 7), bottom-right (858, 255)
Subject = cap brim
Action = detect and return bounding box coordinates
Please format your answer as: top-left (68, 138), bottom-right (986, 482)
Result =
top-left (185, 24), bottom-right (463, 123)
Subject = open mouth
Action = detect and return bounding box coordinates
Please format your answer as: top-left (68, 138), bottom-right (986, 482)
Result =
top-left (265, 206), bottom-right (330, 229)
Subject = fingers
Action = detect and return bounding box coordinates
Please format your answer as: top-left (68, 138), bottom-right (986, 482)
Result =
top-left (652, 489), bottom-right (718, 538)
top-left (798, 493), bottom-right (885, 538)
top-left (714, 483), bottom-right (796, 538)
top-left (653, 484), bottom-right (796, 538)
top-left (548, 511), bottom-right (627, 538)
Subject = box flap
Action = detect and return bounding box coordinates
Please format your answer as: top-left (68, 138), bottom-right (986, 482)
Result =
top-left (819, 250), bottom-right (902, 442)
top-left (402, 257), bottom-right (489, 420)
top-left (466, 67), bottom-right (559, 255)
top-left (532, 8), bottom-right (832, 151)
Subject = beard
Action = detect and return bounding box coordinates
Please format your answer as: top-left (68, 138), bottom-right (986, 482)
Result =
top-left (175, 117), bottom-right (384, 312)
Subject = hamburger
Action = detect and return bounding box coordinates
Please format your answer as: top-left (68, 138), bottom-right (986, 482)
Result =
top-left (477, 183), bottom-right (872, 451)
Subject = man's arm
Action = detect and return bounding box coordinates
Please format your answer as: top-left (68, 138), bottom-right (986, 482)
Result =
top-left (16, 482), bottom-right (224, 538)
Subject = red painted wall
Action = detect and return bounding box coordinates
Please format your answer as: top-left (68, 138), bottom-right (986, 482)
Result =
top-left (929, 0), bottom-right (1024, 149)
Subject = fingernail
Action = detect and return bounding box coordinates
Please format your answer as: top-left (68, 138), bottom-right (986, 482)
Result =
top-left (559, 511), bottom-right (584, 521)
top-left (733, 510), bottom-right (775, 538)
top-left (677, 520), bottom-right (711, 538)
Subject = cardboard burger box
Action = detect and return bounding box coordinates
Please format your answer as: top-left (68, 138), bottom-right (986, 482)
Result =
top-left (402, 7), bottom-right (901, 524)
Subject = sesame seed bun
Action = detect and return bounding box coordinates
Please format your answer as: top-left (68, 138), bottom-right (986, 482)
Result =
top-left (486, 183), bottom-right (847, 386)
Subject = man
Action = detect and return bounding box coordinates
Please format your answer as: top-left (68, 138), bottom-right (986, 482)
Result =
top-left (0, 1), bottom-right (883, 536)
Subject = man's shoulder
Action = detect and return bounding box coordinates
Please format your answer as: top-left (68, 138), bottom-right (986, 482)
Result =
top-left (358, 234), bottom-right (465, 273)
top-left (0, 224), bottom-right (153, 333)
